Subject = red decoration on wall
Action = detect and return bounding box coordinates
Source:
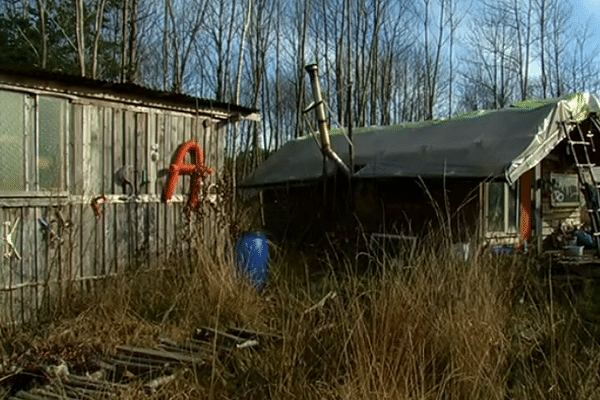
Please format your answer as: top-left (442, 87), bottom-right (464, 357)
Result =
top-left (91, 195), bottom-right (107, 219)
top-left (163, 140), bottom-right (213, 210)
top-left (519, 169), bottom-right (533, 249)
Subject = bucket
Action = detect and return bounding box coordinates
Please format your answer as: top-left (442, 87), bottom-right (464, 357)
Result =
top-left (564, 245), bottom-right (584, 258)
top-left (235, 231), bottom-right (269, 290)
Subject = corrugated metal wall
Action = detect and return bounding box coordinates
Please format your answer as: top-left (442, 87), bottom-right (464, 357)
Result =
top-left (0, 94), bottom-right (227, 326)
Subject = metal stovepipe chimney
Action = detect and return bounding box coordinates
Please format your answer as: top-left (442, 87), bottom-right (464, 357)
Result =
top-left (305, 64), bottom-right (351, 177)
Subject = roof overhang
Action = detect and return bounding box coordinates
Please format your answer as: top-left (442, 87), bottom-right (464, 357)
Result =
top-left (0, 67), bottom-right (259, 120)
top-left (505, 92), bottom-right (600, 184)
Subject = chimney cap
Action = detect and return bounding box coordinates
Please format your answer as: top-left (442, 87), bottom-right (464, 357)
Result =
top-left (305, 64), bottom-right (319, 72)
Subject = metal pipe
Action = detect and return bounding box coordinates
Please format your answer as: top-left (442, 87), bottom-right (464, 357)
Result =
top-left (305, 64), bottom-right (351, 177)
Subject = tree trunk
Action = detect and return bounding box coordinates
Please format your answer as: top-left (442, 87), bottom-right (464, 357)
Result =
top-left (92, 0), bottom-right (107, 79)
top-left (295, 0), bottom-right (309, 138)
top-left (275, 0), bottom-right (281, 149)
top-left (127, 0), bottom-right (138, 83)
top-left (539, 0), bottom-right (547, 98)
top-left (235, 0), bottom-right (252, 105)
top-left (36, 0), bottom-right (46, 69)
top-left (120, 0), bottom-right (130, 83)
top-left (75, 0), bottom-right (86, 76)
top-left (163, 0), bottom-right (170, 90)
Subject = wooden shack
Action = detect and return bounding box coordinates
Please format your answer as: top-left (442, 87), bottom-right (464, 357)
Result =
top-left (242, 93), bottom-right (600, 254)
top-left (0, 68), bottom-right (258, 325)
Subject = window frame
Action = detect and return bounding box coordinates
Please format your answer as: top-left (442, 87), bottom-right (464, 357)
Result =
top-left (484, 180), bottom-right (520, 235)
top-left (0, 89), bottom-right (70, 197)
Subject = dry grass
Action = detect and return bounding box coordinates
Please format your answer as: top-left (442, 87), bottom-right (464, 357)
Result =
top-left (2, 228), bottom-right (600, 399)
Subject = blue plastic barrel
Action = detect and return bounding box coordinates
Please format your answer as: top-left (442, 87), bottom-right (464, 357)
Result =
top-left (235, 231), bottom-right (269, 290)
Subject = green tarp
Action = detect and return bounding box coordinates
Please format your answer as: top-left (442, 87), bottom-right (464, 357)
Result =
top-left (241, 93), bottom-right (600, 188)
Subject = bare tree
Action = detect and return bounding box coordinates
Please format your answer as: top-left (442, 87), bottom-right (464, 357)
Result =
top-left (446, 0), bottom-right (468, 116)
top-left (248, 0), bottom-right (276, 165)
top-left (36, 0), bottom-right (47, 69)
top-left (423, 0), bottom-right (446, 120)
top-left (19, 0), bottom-right (600, 163)
top-left (461, 1), bottom-right (515, 109)
top-left (565, 16), bottom-right (600, 94)
top-left (127, 0), bottom-right (138, 82)
top-left (166, 0), bottom-right (209, 92)
top-left (508, 0), bottom-right (534, 101)
top-left (206, 0), bottom-right (241, 101)
top-left (163, 0), bottom-right (170, 90)
top-left (120, 0), bottom-right (130, 82)
top-left (235, 0), bottom-right (252, 105)
top-left (91, 0), bottom-right (108, 79)
top-left (535, 0), bottom-right (548, 98)
top-left (75, 0), bottom-right (85, 76)
top-left (231, 0), bottom-right (252, 189)
top-left (546, 0), bottom-right (571, 97)
top-left (274, 0), bottom-right (282, 149)
top-left (294, 0), bottom-right (310, 138)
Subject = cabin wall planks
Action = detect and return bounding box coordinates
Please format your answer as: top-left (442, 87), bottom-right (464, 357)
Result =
top-left (0, 79), bottom-right (241, 326)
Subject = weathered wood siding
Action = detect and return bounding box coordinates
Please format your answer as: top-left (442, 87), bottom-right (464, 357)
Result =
top-left (0, 88), bottom-right (228, 326)
top-left (540, 140), bottom-right (589, 237)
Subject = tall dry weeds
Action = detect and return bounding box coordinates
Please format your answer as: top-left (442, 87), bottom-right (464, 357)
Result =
top-left (3, 225), bottom-right (600, 399)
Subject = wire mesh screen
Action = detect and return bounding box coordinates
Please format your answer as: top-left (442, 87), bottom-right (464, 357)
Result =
top-left (0, 91), bottom-right (25, 191)
top-left (39, 96), bottom-right (66, 191)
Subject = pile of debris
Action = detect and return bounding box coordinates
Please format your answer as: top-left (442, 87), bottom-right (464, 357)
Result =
top-left (3, 327), bottom-right (281, 399)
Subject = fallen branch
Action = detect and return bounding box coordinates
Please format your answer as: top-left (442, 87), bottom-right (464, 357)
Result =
top-left (304, 291), bottom-right (337, 315)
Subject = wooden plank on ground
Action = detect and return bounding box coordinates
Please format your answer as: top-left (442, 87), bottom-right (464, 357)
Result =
top-left (116, 345), bottom-right (205, 365)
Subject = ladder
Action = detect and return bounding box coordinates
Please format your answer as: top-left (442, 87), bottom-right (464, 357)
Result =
top-left (564, 119), bottom-right (600, 257)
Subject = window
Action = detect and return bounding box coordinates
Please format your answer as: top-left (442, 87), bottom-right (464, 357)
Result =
top-left (0, 91), bottom-right (27, 191)
top-left (0, 90), bottom-right (69, 193)
top-left (486, 181), bottom-right (519, 233)
top-left (38, 96), bottom-right (67, 190)
top-left (550, 173), bottom-right (579, 207)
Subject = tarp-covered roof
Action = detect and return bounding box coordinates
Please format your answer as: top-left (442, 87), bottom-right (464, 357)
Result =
top-left (241, 93), bottom-right (600, 188)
